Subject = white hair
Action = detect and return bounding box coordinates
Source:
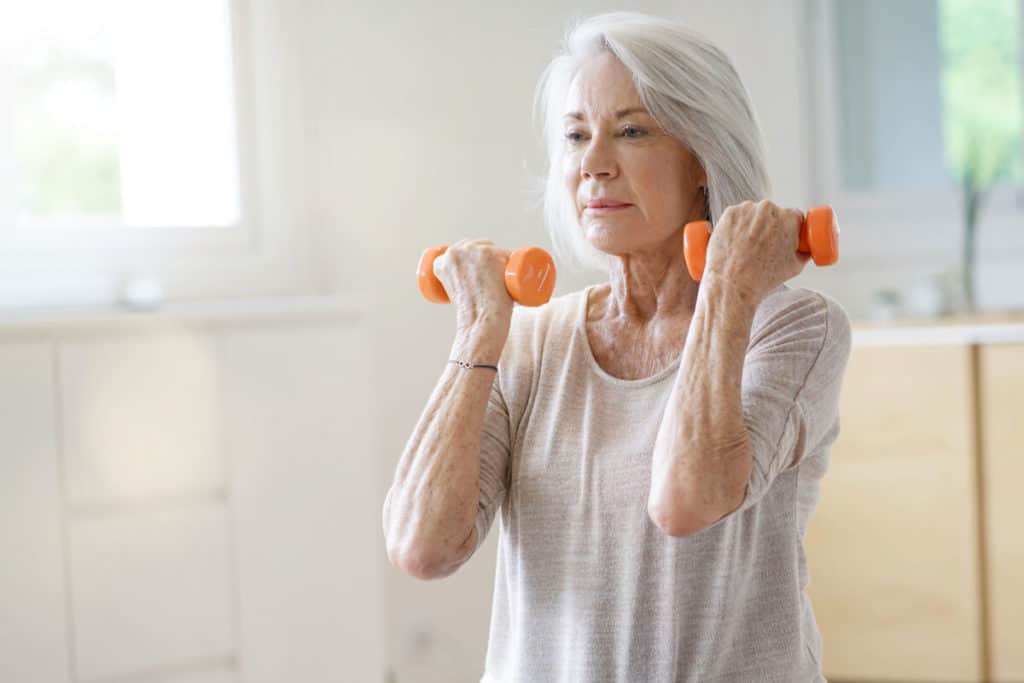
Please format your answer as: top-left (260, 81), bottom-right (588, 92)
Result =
top-left (534, 12), bottom-right (772, 273)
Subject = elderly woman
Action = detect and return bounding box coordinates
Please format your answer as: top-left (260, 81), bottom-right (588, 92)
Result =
top-left (383, 11), bottom-right (851, 682)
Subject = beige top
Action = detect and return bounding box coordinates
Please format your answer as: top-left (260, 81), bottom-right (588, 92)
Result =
top-left (472, 283), bottom-right (852, 682)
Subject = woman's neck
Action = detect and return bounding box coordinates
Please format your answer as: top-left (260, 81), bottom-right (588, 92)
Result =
top-left (590, 239), bottom-right (699, 326)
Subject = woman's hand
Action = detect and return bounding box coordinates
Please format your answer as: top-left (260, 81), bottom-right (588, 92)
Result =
top-left (703, 199), bottom-right (810, 303)
top-left (432, 239), bottom-right (515, 334)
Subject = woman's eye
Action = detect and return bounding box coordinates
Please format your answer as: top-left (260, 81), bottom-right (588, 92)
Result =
top-left (564, 130), bottom-right (585, 143)
top-left (622, 125), bottom-right (646, 138)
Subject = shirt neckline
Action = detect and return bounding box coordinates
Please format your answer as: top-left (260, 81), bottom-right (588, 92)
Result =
top-left (574, 284), bottom-right (682, 388)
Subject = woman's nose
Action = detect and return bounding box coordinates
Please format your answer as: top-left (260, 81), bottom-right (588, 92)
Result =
top-left (580, 137), bottom-right (617, 179)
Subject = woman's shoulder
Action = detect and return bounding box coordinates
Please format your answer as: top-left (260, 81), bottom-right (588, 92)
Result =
top-left (752, 285), bottom-right (852, 356)
top-left (507, 286), bottom-right (588, 342)
top-left (496, 286), bottom-right (586, 373)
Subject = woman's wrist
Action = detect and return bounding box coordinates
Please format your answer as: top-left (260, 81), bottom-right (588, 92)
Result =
top-left (451, 319), bottom-right (508, 366)
top-left (699, 270), bottom-right (762, 318)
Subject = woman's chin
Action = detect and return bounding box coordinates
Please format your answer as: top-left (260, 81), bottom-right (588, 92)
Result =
top-left (584, 228), bottom-right (656, 258)
top-left (585, 238), bottom-right (625, 257)
top-left (583, 224), bottom-right (632, 253)
top-left (584, 226), bottom-right (686, 261)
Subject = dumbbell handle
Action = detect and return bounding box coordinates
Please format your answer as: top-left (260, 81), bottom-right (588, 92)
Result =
top-left (417, 245), bottom-right (557, 307)
top-left (683, 205), bottom-right (840, 281)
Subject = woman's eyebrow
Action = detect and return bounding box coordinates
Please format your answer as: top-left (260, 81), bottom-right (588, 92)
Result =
top-left (563, 106), bottom-right (649, 121)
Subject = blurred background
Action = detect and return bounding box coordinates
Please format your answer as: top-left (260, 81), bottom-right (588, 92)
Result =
top-left (0, 1), bottom-right (1021, 682)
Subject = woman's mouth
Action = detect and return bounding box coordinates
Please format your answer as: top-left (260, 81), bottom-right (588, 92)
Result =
top-left (585, 200), bottom-right (632, 213)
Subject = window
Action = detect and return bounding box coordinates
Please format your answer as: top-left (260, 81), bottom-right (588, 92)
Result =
top-left (8, 1), bottom-right (241, 231)
top-left (830, 0), bottom-right (1023, 193)
top-left (0, 1), bottom-right (310, 310)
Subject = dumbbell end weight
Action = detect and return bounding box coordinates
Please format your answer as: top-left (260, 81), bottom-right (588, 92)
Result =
top-left (803, 206), bottom-right (840, 267)
top-left (417, 245), bottom-right (451, 304)
top-left (683, 220), bottom-right (712, 282)
top-left (506, 247), bottom-right (557, 307)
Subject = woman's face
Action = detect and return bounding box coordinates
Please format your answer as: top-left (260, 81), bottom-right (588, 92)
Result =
top-left (562, 52), bottom-right (706, 256)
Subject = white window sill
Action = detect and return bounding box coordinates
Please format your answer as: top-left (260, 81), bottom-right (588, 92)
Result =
top-left (0, 293), bottom-right (367, 338)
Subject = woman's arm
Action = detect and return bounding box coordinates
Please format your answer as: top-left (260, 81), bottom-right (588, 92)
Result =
top-left (647, 273), bottom-right (757, 537)
top-left (383, 320), bottom-right (507, 580)
top-left (648, 199), bottom-right (836, 537)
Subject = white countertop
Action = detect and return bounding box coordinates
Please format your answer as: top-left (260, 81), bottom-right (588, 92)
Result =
top-left (852, 314), bottom-right (1024, 347)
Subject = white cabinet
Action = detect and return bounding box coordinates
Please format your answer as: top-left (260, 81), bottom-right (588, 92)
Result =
top-left (0, 341), bottom-right (71, 683)
top-left (0, 310), bottom-right (382, 682)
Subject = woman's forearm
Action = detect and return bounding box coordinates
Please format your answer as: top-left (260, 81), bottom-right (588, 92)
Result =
top-left (383, 321), bottom-right (507, 579)
top-left (648, 275), bottom-right (758, 536)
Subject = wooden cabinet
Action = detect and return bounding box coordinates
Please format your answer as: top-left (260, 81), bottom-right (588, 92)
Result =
top-left (806, 345), bottom-right (985, 682)
top-left (807, 340), bottom-right (1024, 681)
top-left (980, 344), bottom-right (1024, 682)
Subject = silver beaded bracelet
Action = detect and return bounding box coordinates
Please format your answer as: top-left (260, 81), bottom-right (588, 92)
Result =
top-left (448, 359), bottom-right (498, 371)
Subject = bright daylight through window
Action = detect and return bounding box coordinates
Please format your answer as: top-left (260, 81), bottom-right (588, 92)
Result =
top-left (5, 0), bottom-right (241, 231)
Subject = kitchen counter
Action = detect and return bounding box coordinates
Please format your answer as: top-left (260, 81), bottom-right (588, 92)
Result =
top-left (852, 312), bottom-right (1024, 347)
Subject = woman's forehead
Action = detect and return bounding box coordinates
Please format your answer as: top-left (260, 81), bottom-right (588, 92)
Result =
top-left (562, 91), bottom-right (650, 123)
top-left (563, 54), bottom-right (648, 120)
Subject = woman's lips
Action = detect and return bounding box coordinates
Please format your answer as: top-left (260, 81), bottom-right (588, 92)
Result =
top-left (585, 200), bottom-right (632, 213)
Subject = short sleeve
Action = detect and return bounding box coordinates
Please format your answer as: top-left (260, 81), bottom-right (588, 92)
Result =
top-left (471, 376), bottom-right (512, 554)
top-left (733, 291), bottom-right (852, 514)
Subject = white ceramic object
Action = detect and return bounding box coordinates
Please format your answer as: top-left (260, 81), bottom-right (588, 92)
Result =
top-left (906, 274), bottom-right (950, 318)
top-left (120, 275), bottom-right (165, 312)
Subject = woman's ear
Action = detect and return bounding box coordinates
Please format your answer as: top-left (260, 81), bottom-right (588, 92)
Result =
top-left (688, 151), bottom-right (707, 186)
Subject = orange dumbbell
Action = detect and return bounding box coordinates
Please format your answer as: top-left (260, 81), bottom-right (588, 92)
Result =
top-left (683, 206), bottom-right (840, 281)
top-left (416, 245), bottom-right (557, 307)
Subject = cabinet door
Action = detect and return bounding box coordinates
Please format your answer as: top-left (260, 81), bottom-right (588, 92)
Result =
top-left (0, 342), bottom-right (72, 683)
top-left (805, 344), bottom-right (984, 682)
top-left (218, 322), bottom-right (384, 683)
top-left (980, 344), bottom-right (1024, 682)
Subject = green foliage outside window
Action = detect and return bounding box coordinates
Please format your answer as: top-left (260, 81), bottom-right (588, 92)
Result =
top-left (938, 0), bottom-right (1023, 187)
top-left (14, 49), bottom-right (122, 217)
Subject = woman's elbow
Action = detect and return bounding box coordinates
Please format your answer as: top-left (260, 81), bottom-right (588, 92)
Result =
top-left (385, 528), bottom-right (476, 581)
top-left (387, 542), bottom-right (450, 580)
top-left (646, 473), bottom-right (714, 537)
top-left (647, 501), bottom-right (717, 538)
top-left (647, 481), bottom-right (745, 538)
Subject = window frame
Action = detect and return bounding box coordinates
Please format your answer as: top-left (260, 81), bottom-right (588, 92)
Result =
top-left (805, 0), bottom-right (1024, 231)
top-left (0, 0), bottom-right (315, 310)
